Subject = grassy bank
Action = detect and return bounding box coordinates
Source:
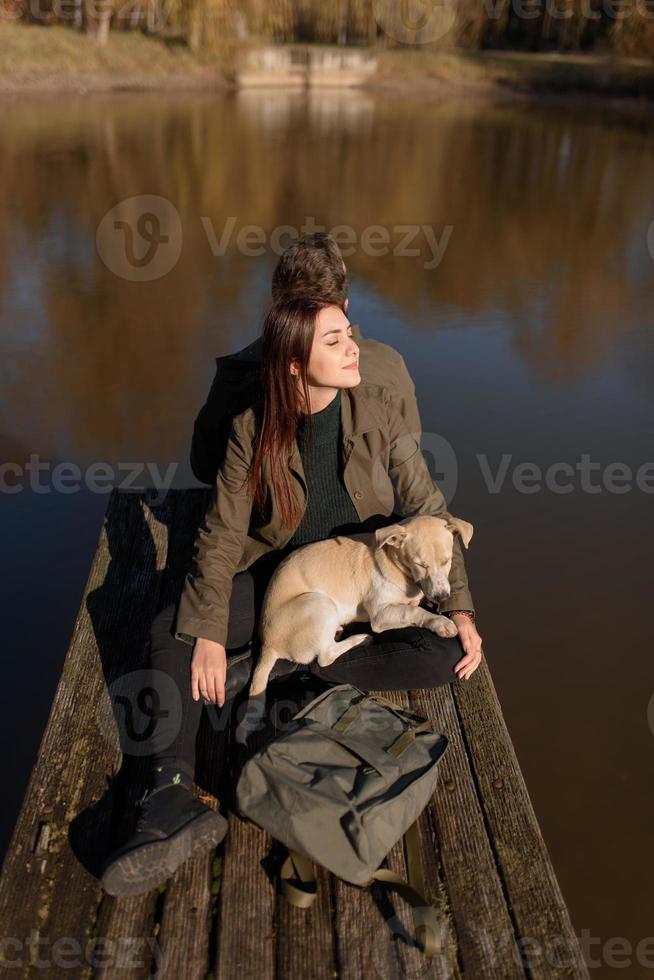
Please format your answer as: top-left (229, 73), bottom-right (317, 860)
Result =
top-left (375, 47), bottom-right (654, 101)
top-left (2, 22), bottom-right (654, 104)
top-left (0, 23), bottom-right (227, 92)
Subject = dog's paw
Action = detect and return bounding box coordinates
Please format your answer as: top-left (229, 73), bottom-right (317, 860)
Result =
top-left (433, 616), bottom-right (459, 638)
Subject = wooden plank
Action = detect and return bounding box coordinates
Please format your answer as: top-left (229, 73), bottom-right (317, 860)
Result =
top-left (91, 489), bottom-right (177, 980)
top-left (390, 692), bottom-right (461, 980)
top-left (213, 813), bottom-right (276, 980)
top-left (452, 663), bottom-right (590, 979)
top-left (0, 489), bottom-right (164, 979)
top-left (91, 892), bottom-right (160, 979)
top-left (154, 487), bottom-right (230, 980)
top-left (275, 864), bottom-right (336, 980)
top-left (412, 684), bottom-right (527, 979)
top-left (155, 853), bottom-right (216, 980)
top-left (332, 871), bottom-right (400, 980)
top-left (363, 690), bottom-right (462, 980)
top-left (329, 689), bottom-right (414, 980)
top-left (273, 679), bottom-right (338, 980)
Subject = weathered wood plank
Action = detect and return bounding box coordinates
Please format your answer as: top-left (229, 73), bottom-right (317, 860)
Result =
top-left (0, 489), bottom-right (166, 979)
top-left (90, 489), bottom-right (177, 980)
top-left (156, 853), bottom-right (216, 980)
top-left (261, 676), bottom-right (339, 980)
top-left (412, 683), bottom-right (527, 979)
top-left (214, 813), bottom-right (276, 980)
top-left (452, 663), bottom-right (590, 979)
top-left (92, 891), bottom-right (160, 980)
top-left (329, 689), bottom-right (417, 980)
top-left (381, 690), bottom-right (462, 980)
top-left (155, 487), bottom-right (229, 980)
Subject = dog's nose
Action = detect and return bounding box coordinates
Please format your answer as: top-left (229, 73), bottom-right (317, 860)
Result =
top-left (435, 590), bottom-right (450, 602)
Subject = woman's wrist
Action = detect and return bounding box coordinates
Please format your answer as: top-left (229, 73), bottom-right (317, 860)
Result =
top-left (445, 609), bottom-right (476, 623)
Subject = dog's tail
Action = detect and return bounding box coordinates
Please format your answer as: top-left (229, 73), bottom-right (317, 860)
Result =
top-left (248, 645), bottom-right (280, 698)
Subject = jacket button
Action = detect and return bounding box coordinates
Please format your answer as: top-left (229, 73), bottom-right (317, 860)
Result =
top-left (354, 490), bottom-right (364, 500)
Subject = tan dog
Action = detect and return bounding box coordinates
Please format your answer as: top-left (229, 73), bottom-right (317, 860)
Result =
top-left (249, 514), bottom-right (473, 698)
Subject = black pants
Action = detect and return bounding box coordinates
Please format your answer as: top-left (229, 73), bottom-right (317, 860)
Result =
top-left (147, 552), bottom-right (464, 779)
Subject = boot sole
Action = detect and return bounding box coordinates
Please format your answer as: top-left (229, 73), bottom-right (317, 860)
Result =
top-left (101, 809), bottom-right (228, 898)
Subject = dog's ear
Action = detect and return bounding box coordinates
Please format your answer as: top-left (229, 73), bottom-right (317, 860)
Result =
top-left (445, 516), bottom-right (474, 550)
top-left (375, 524), bottom-right (409, 550)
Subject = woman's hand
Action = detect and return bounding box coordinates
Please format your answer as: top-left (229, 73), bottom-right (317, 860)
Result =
top-left (191, 638), bottom-right (227, 707)
top-left (450, 615), bottom-right (484, 681)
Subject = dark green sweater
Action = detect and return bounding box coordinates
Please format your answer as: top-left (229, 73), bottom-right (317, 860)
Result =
top-left (286, 391), bottom-right (361, 550)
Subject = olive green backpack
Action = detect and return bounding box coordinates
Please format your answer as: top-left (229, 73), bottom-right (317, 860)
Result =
top-left (235, 684), bottom-right (449, 957)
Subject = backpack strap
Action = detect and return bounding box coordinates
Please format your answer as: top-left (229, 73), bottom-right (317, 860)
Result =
top-left (280, 849), bottom-right (317, 909)
top-left (333, 693), bottom-right (427, 734)
top-left (386, 720), bottom-right (436, 758)
top-left (369, 820), bottom-right (442, 957)
top-left (279, 821), bottom-right (442, 957)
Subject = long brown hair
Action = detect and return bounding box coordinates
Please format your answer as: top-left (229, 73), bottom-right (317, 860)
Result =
top-left (247, 297), bottom-right (332, 529)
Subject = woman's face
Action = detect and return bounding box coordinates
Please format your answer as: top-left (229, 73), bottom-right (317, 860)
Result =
top-left (292, 305), bottom-right (360, 390)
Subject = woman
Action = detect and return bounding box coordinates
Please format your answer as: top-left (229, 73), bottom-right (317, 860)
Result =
top-left (101, 297), bottom-right (483, 898)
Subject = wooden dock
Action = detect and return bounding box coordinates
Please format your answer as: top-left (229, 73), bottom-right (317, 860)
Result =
top-left (235, 45), bottom-right (378, 88)
top-left (0, 489), bottom-right (589, 979)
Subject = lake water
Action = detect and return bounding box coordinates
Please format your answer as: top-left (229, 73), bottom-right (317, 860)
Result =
top-left (1, 88), bottom-right (653, 976)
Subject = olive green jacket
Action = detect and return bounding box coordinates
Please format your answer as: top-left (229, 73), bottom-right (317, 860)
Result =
top-left (175, 333), bottom-right (474, 646)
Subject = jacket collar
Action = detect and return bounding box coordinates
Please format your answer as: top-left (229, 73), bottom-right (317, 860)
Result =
top-left (289, 379), bottom-right (379, 487)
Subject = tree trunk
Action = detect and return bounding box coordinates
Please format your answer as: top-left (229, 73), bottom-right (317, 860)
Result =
top-left (338, 0), bottom-right (348, 44)
top-left (368, 0), bottom-right (378, 46)
top-left (96, 9), bottom-right (110, 44)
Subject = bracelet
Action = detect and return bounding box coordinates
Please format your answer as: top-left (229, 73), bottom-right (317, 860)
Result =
top-left (444, 609), bottom-right (475, 623)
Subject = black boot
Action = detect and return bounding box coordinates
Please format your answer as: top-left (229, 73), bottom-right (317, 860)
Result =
top-left (100, 782), bottom-right (228, 897)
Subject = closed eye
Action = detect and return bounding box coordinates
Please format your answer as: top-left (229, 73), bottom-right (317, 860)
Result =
top-left (328, 330), bottom-right (353, 347)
